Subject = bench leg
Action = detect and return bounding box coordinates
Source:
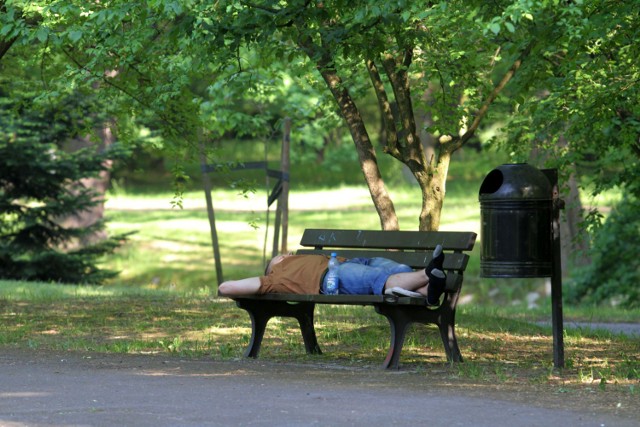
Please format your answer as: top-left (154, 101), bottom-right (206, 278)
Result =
top-left (438, 320), bottom-right (463, 362)
top-left (375, 305), bottom-right (414, 370)
top-left (438, 293), bottom-right (463, 363)
top-left (235, 299), bottom-right (322, 358)
top-left (243, 308), bottom-right (270, 358)
top-left (376, 301), bottom-right (463, 368)
top-left (294, 303), bottom-right (323, 355)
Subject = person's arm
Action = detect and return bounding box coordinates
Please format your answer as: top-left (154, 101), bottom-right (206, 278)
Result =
top-left (218, 276), bottom-right (261, 296)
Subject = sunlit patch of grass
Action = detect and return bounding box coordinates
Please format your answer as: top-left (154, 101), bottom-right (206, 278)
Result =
top-left (101, 183), bottom-right (492, 292)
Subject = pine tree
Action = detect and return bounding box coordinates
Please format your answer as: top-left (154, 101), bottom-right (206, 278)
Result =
top-left (0, 92), bottom-right (128, 284)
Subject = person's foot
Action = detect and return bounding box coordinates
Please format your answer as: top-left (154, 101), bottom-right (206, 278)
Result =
top-left (426, 244), bottom-right (445, 272)
top-left (426, 268), bottom-right (446, 306)
top-left (388, 287), bottom-right (423, 298)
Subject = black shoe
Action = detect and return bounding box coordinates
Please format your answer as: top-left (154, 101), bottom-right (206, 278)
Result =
top-left (426, 268), bottom-right (446, 306)
top-left (426, 244), bottom-right (444, 272)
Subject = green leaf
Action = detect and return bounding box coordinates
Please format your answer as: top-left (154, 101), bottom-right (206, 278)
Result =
top-left (0, 24), bottom-right (13, 37)
top-left (489, 23), bottom-right (500, 35)
top-left (505, 22), bottom-right (515, 33)
top-left (36, 27), bottom-right (49, 43)
top-left (68, 30), bottom-right (83, 42)
top-left (167, 2), bottom-right (183, 15)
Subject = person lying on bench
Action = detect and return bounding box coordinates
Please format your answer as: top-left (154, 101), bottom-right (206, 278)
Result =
top-left (218, 245), bottom-right (447, 306)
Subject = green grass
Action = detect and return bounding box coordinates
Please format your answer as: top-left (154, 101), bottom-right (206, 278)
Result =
top-left (103, 168), bottom-right (491, 286)
top-left (1, 257), bottom-right (638, 415)
top-left (101, 146), bottom-right (625, 309)
top-left (1, 280), bottom-right (637, 397)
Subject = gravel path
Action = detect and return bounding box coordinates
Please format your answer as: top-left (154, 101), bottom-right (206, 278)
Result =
top-left (1, 349), bottom-right (637, 427)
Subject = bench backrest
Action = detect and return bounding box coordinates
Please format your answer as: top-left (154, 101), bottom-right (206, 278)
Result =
top-left (296, 229), bottom-right (477, 293)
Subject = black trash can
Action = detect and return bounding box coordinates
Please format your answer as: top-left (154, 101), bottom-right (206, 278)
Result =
top-left (479, 163), bottom-right (553, 278)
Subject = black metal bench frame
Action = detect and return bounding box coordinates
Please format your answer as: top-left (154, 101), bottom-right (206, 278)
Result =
top-left (222, 228), bottom-right (477, 369)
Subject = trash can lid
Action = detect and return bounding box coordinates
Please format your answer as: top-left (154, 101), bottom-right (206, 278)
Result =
top-left (479, 163), bottom-right (552, 200)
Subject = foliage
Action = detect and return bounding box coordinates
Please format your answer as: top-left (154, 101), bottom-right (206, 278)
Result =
top-left (0, 0), bottom-right (535, 231)
top-left (568, 195), bottom-right (640, 308)
top-left (2, 0), bottom-right (638, 304)
top-left (497, 0), bottom-right (639, 200)
top-left (1, 1), bottom-right (638, 237)
top-left (0, 90), bottom-right (128, 284)
top-left (200, 0), bottom-right (523, 230)
top-left (488, 0), bottom-right (640, 296)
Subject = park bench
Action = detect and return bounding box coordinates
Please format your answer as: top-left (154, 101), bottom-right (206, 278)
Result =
top-left (220, 228), bottom-right (477, 369)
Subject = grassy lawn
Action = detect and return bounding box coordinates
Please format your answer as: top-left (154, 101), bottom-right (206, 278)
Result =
top-left (1, 279), bottom-right (638, 414)
top-left (1, 159), bottom-right (637, 416)
top-left (101, 182), bottom-right (569, 309)
top-left (102, 184), bottom-right (487, 291)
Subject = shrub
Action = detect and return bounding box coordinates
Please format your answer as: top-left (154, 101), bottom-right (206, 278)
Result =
top-left (568, 195), bottom-right (640, 308)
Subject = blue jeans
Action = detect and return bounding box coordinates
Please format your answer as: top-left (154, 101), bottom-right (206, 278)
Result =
top-left (322, 257), bottom-right (413, 295)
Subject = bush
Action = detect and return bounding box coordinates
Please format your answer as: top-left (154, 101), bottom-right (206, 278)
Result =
top-left (568, 195), bottom-right (640, 308)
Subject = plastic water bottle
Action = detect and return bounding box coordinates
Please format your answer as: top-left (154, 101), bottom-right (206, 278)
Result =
top-left (324, 253), bottom-right (339, 295)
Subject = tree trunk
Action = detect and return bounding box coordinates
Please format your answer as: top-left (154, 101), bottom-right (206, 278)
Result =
top-left (319, 68), bottom-right (399, 230)
top-left (370, 52), bottom-right (453, 231)
top-left (300, 32), bottom-right (527, 232)
top-left (0, 37), bottom-right (17, 62)
top-left (299, 33), bottom-right (400, 231)
top-left (560, 168), bottom-right (591, 273)
top-left (530, 136), bottom-right (591, 274)
top-left (59, 122), bottom-right (114, 247)
top-left (418, 149), bottom-right (451, 230)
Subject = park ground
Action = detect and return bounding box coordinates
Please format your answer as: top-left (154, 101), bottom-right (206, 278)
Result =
top-left (1, 347), bottom-right (639, 427)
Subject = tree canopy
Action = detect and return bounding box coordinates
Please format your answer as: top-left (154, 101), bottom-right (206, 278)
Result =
top-left (1, 0), bottom-right (638, 228)
top-left (2, 0), bottom-right (638, 303)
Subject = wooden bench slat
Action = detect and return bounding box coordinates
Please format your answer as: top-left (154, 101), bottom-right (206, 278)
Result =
top-left (300, 229), bottom-right (477, 251)
top-left (235, 293), bottom-right (430, 306)
top-left (295, 249), bottom-right (470, 271)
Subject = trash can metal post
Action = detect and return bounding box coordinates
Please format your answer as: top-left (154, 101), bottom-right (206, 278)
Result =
top-left (543, 168), bottom-right (565, 369)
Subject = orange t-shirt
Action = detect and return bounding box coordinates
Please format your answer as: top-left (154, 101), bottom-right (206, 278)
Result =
top-left (258, 255), bottom-right (329, 294)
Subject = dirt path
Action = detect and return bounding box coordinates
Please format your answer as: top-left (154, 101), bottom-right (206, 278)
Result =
top-left (1, 349), bottom-right (637, 427)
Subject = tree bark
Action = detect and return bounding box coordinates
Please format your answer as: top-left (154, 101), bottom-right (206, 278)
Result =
top-left (299, 37), bottom-right (399, 230)
top-left (0, 37), bottom-right (17, 63)
top-left (370, 52), bottom-right (455, 231)
top-left (530, 136), bottom-right (591, 275)
top-left (59, 123), bottom-right (114, 247)
top-left (318, 67), bottom-right (399, 230)
top-left (298, 27), bottom-right (529, 232)
top-left (560, 171), bottom-right (591, 272)
top-left (420, 147), bottom-right (451, 231)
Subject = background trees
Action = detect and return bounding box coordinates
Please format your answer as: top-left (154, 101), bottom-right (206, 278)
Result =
top-left (492, 0), bottom-right (640, 305)
top-left (1, 0), bottom-right (638, 303)
top-left (3, 1), bottom-right (637, 226)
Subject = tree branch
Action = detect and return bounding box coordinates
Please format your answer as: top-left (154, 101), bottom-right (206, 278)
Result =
top-left (366, 58), bottom-right (399, 157)
top-left (0, 37), bottom-right (17, 62)
top-left (61, 47), bottom-right (194, 140)
top-left (461, 43), bottom-right (532, 145)
top-left (0, 2), bottom-right (41, 63)
top-left (381, 50), bottom-right (420, 157)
